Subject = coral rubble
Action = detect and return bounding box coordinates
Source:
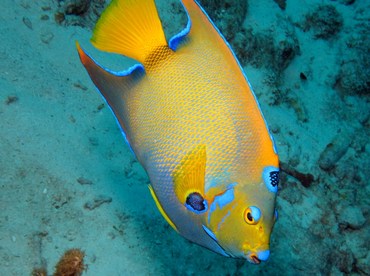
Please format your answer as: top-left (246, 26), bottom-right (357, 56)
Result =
top-left (54, 249), bottom-right (86, 276)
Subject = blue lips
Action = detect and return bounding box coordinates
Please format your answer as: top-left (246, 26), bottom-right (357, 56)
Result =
top-left (257, 250), bottom-right (270, 261)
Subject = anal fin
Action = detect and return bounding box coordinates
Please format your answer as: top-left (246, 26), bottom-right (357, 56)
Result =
top-left (148, 185), bottom-right (178, 232)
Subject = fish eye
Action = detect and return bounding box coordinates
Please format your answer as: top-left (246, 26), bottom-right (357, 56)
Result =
top-left (263, 166), bottom-right (279, 193)
top-left (244, 206), bottom-right (261, 225)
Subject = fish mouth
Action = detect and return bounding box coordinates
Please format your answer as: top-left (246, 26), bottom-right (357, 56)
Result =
top-left (246, 249), bottom-right (270, 264)
top-left (249, 254), bottom-right (261, 264)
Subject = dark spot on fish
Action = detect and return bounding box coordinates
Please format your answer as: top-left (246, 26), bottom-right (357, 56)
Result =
top-left (270, 171), bottom-right (279, 187)
top-left (186, 192), bottom-right (206, 212)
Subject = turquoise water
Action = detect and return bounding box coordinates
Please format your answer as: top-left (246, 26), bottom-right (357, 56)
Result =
top-left (1, 0), bottom-right (369, 275)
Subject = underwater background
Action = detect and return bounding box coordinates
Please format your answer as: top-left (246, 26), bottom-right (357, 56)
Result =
top-left (1, 0), bottom-right (369, 275)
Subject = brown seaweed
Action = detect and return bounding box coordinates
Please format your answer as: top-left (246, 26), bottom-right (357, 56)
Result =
top-left (53, 248), bottom-right (86, 276)
top-left (280, 161), bottom-right (314, 188)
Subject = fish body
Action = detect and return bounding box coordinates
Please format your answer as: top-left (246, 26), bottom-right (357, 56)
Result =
top-left (77, 0), bottom-right (279, 263)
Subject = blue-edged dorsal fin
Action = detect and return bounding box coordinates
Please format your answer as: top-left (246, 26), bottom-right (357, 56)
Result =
top-left (168, 1), bottom-right (191, 51)
top-left (76, 42), bottom-right (144, 156)
top-left (179, 0), bottom-right (229, 47)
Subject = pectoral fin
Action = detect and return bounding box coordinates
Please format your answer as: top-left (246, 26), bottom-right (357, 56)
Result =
top-left (172, 145), bottom-right (208, 214)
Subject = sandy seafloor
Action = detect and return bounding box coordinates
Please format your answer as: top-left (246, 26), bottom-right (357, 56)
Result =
top-left (1, 0), bottom-right (369, 275)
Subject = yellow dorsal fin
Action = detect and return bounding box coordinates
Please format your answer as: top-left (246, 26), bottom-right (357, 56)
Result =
top-left (91, 0), bottom-right (167, 64)
top-left (172, 145), bottom-right (207, 205)
top-left (148, 185), bottom-right (178, 232)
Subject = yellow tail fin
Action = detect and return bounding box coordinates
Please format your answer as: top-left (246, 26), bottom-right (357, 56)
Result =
top-left (91, 0), bottom-right (167, 64)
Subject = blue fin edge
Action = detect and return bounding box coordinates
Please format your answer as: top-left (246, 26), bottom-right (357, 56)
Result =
top-left (78, 45), bottom-right (144, 159)
top-left (186, 0), bottom-right (277, 150)
top-left (263, 166), bottom-right (279, 193)
top-left (202, 225), bottom-right (230, 257)
top-left (78, 45), bottom-right (145, 77)
top-left (168, 1), bottom-right (191, 51)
